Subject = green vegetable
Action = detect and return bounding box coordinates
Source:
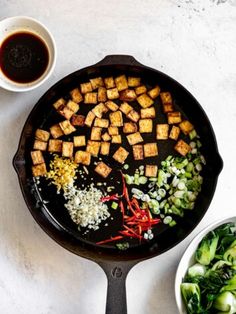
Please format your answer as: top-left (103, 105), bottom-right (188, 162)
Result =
top-left (116, 242), bottom-right (129, 250)
top-left (187, 263), bottom-right (207, 278)
top-left (224, 245), bottom-right (236, 265)
top-left (111, 202), bottom-right (118, 210)
top-left (195, 231), bottom-right (219, 265)
top-left (213, 291), bottom-right (236, 313)
top-left (138, 176), bottom-right (147, 185)
top-left (181, 283), bottom-right (202, 314)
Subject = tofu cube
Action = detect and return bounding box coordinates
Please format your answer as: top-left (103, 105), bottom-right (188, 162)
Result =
top-left (71, 114), bottom-right (85, 127)
top-left (119, 102), bottom-right (133, 115)
top-left (53, 98), bottom-right (66, 110)
top-left (174, 140), bottom-right (191, 156)
top-left (169, 125), bottom-right (180, 140)
top-left (48, 139), bottom-right (62, 152)
top-left (91, 127), bottom-right (102, 141)
top-left (115, 75), bottom-right (128, 91)
top-left (156, 124), bottom-right (169, 140)
top-left (58, 105), bottom-right (74, 120)
top-left (84, 111), bottom-right (96, 127)
top-left (92, 103), bottom-right (108, 118)
top-left (113, 147), bottom-right (129, 164)
top-left (104, 76), bottom-right (115, 89)
top-left (105, 100), bottom-right (119, 112)
top-left (126, 132), bottom-right (143, 145)
top-left (179, 120), bottom-right (194, 135)
top-left (80, 82), bottom-right (93, 94)
top-left (167, 112), bottom-right (182, 124)
top-left (107, 88), bottom-right (119, 100)
top-left (137, 94), bottom-right (154, 108)
top-left (119, 89), bottom-right (137, 102)
top-left (148, 86), bottom-right (161, 99)
top-left (160, 92), bottom-right (172, 104)
top-left (127, 109), bottom-right (140, 123)
top-left (98, 87), bottom-right (107, 102)
top-left (66, 100), bottom-right (79, 113)
top-left (31, 150), bottom-right (45, 165)
top-left (109, 111), bottom-right (123, 127)
top-left (33, 139), bottom-right (47, 151)
top-left (123, 122), bottom-right (138, 134)
top-left (135, 85), bottom-right (147, 95)
top-left (90, 77), bottom-right (104, 90)
top-left (94, 118), bottom-right (109, 128)
top-left (144, 143), bottom-right (158, 158)
top-left (140, 107), bottom-right (156, 119)
top-left (70, 88), bottom-right (83, 103)
top-left (128, 77), bottom-right (141, 87)
top-left (95, 162), bottom-right (112, 178)
top-left (100, 142), bottom-right (110, 155)
top-left (86, 140), bottom-right (100, 157)
top-left (35, 129), bottom-right (50, 142)
top-left (163, 103), bottom-right (174, 113)
top-left (59, 120), bottom-right (76, 135)
top-left (132, 145), bottom-right (144, 160)
top-left (102, 132), bottom-right (111, 141)
top-left (73, 135), bottom-right (86, 147)
top-left (139, 119), bottom-right (153, 133)
top-left (62, 142), bottom-right (73, 158)
top-left (74, 151), bottom-right (91, 165)
top-left (50, 124), bottom-right (64, 139)
top-left (84, 92), bottom-right (98, 104)
top-left (32, 163), bottom-right (47, 177)
top-left (111, 135), bottom-right (122, 144)
top-left (145, 165), bottom-right (158, 177)
top-left (108, 126), bottom-right (119, 136)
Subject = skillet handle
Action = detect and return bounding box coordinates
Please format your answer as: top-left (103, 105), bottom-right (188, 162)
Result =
top-left (95, 55), bottom-right (144, 67)
top-left (98, 261), bottom-right (137, 314)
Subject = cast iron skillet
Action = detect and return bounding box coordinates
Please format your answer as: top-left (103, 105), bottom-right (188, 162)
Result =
top-left (13, 55), bottom-right (223, 314)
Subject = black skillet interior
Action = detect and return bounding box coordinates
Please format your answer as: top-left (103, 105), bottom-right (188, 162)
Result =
top-left (13, 55), bottom-right (223, 262)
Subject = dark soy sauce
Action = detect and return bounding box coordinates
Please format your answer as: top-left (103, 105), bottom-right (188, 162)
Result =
top-left (0, 32), bottom-right (49, 83)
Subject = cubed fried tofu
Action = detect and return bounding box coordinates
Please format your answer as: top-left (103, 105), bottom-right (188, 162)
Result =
top-left (80, 82), bottom-right (92, 94)
top-left (174, 139), bottom-right (191, 156)
top-left (128, 77), bottom-right (141, 87)
top-left (102, 132), bottom-right (111, 141)
top-left (179, 120), bottom-right (194, 135)
top-left (74, 150), bottom-right (91, 165)
top-left (100, 142), bottom-right (110, 155)
top-left (66, 100), bottom-right (79, 113)
top-left (139, 119), bottom-right (153, 133)
top-left (92, 103), bottom-right (108, 118)
top-left (137, 93), bottom-right (154, 108)
top-left (35, 129), bottom-right (50, 142)
top-left (123, 122), bottom-right (138, 134)
top-left (94, 118), bottom-right (109, 128)
top-left (160, 92), bottom-right (172, 104)
top-left (53, 98), bottom-right (66, 110)
top-left (58, 105), bottom-right (74, 120)
top-left (104, 76), bottom-right (115, 89)
top-left (84, 92), bottom-right (97, 104)
top-left (163, 103), bottom-right (174, 113)
top-left (31, 150), bottom-right (45, 165)
top-left (113, 146), bottom-right (129, 164)
top-left (86, 140), bottom-right (100, 157)
top-left (109, 111), bottom-right (123, 127)
top-left (108, 126), bottom-right (119, 136)
top-left (144, 143), bottom-right (158, 157)
top-left (71, 114), bottom-right (85, 127)
top-left (48, 139), bottom-right (62, 152)
top-left (135, 85), bottom-right (147, 95)
top-left (70, 88), bottom-right (83, 103)
top-left (59, 120), bottom-right (76, 135)
top-left (156, 124), bottom-right (169, 140)
top-left (90, 77), bottom-right (104, 90)
top-left (111, 135), bottom-right (122, 144)
top-left (73, 135), bottom-right (86, 147)
top-left (167, 112), bottom-right (182, 124)
top-left (119, 89), bottom-right (137, 102)
top-left (105, 100), bottom-right (119, 112)
top-left (126, 132), bottom-right (143, 145)
top-left (145, 165), bottom-right (158, 177)
top-left (132, 145), bottom-right (144, 160)
top-left (98, 87), bottom-right (107, 102)
top-left (95, 162), bottom-right (112, 178)
top-left (169, 125), bottom-right (180, 140)
top-left (33, 140), bottom-right (47, 151)
top-left (84, 111), bottom-right (96, 127)
top-left (107, 88), bottom-right (119, 100)
top-left (91, 127), bottom-right (102, 141)
top-left (50, 124), bottom-right (64, 139)
top-left (115, 75), bottom-right (128, 91)
top-left (140, 107), bottom-right (156, 119)
top-left (32, 163), bottom-right (47, 177)
top-left (127, 109), bottom-right (140, 123)
top-left (119, 102), bottom-right (133, 115)
top-left (62, 142), bottom-right (73, 158)
top-left (148, 86), bottom-right (160, 99)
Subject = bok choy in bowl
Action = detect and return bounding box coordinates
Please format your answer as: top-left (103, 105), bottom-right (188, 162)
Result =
top-left (175, 217), bottom-right (236, 314)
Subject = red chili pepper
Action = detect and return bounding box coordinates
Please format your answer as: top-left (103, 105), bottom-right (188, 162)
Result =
top-left (96, 235), bottom-right (123, 245)
top-left (124, 225), bottom-right (143, 239)
top-left (100, 194), bottom-right (119, 202)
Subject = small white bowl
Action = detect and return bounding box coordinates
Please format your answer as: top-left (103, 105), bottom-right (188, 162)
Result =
top-left (0, 16), bottom-right (57, 92)
top-left (175, 216), bottom-right (236, 314)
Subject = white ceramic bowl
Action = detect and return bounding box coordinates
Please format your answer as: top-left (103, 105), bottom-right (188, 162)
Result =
top-left (175, 216), bottom-right (236, 314)
top-left (0, 16), bottom-right (56, 92)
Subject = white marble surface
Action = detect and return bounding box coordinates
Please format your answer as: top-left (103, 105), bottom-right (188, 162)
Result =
top-left (0, 0), bottom-right (236, 313)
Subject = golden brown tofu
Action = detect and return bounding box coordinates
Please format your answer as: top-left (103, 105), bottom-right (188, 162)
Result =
top-left (179, 120), bottom-right (194, 135)
top-left (71, 114), bottom-right (85, 127)
top-left (33, 140), bottom-right (47, 151)
top-left (73, 135), bottom-right (86, 147)
top-left (128, 77), bottom-right (141, 87)
top-left (100, 142), bottom-right (110, 155)
top-left (104, 76), bottom-right (115, 89)
top-left (132, 145), bottom-right (144, 160)
top-left (126, 132), bottom-right (143, 145)
top-left (119, 89), bottom-right (137, 102)
top-left (66, 100), bottom-right (79, 113)
top-left (62, 142), bottom-right (73, 158)
top-left (50, 124), bottom-right (64, 139)
top-left (84, 92), bottom-right (98, 104)
top-left (74, 150), bottom-right (91, 165)
top-left (113, 146), bottom-right (129, 164)
top-left (137, 94), bottom-right (154, 108)
top-left (84, 111), bottom-right (96, 127)
top-left (48, 139), bottom-right (62, 153)
top-left (58, 105), bottom-right (74, 120)
top-left (59, 120), bottom-right (76, 135)
top-left (86, 140), bottom-right (100, 157)
top-left (156, 124), bottom-right (169, 140)
top-left (145, 165), bottom-right (158, 177)
top-left (167, 112), bottom-right (182, 124)
top-left (144, 143), bottom-right (158, 157)
top-left (107, 88), bottom-right (119, 100)
top-left (31, 150), bottom-right (45, 165)
top-left (32, 163), bottom-right (47, 177)
top-left (140, 107), bottom-right (156, 119)
top-left (92, 103), bottom-right (108, 118)
top-left (123, 122), bottom-right (138, 134)
top-left (53, 98), bottom-right (66, 110)
top-left (90, 77), bottom-right (104, 90)
top-left (127, 109), bottom-right (140, 123)
top-left (91, 127), bottom-right (102, 141)
top-left (163, 103), bottom-right (174, 113)
top-left (35, 129), bottom-right (50, 142)
top-left (115, 75), bottom-right (128, 91)
top-left (109, 111), bottom-right (123, 127)
top-left (80, 82), bottom-right (93, 94)
top-left (139, 119), bottom-right (153, 133)
top-left (119, 102), bottom-right (133, 115)
top-left (98, 87), bottom-right (107, 102)
top-left (70, 88), bottom-right (83, 103)
top-left (111, 135), bottom-right (122, 144)
top-left (174, 140), bottom-right (191, 156)
top-left (94, 118), bottom-right (109, 128)
top-left (169, 125), bottom-right (180, 140)
top-left (160, 92), bottom-right (172, 104)
top-left (102, 132), bottom-right (111, 141)
top-left (135, 85), bottom-right (147, 95)
top-left (95, 162), bottom-right (112, 178)
top-left (148, 85), bottom-right (161, 99)
top-left (105, 100), bottom-right (119, 112)
top-left (108, 126), bottom-right (119, 136)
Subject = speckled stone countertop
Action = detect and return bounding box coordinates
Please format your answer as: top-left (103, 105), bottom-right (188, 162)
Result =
top-left (0, 0), bottom-right (236, 313)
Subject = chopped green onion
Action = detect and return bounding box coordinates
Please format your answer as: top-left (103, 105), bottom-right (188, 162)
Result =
top-left (111, 202), bottom-right (118, 209)
top-left (123, 164), bottom-right (129, 170)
